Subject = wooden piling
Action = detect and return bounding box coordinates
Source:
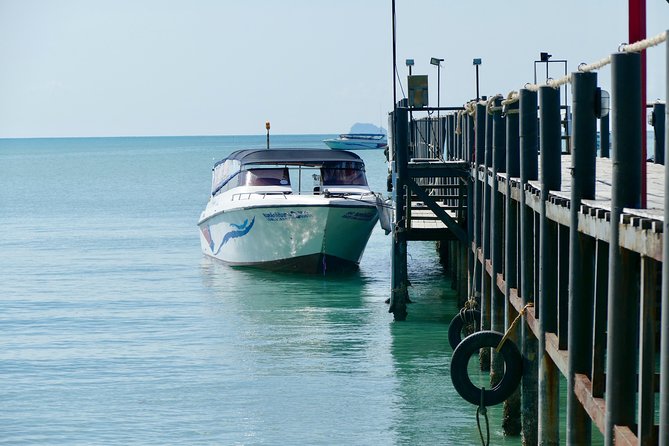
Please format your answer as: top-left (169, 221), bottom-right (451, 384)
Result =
top-left (660, 32), bottom-right (669, 445)
top-left (387, 36), bottom-right (666, 444)
top-left (390, 105), bottom-right (410, 321)
top-left (538, 85), bottom-right (562, 445)
top-left (519, 88), bottom-right (539, 445)
top-left (480, 108), bottom-right (494, 371)
top-left (604, 52), bottom-right (642, 446)
top-left (490, 96), bottom-right (506, 390)
top-left (503, 98), bottom-right (522, 436)
top-left (566, 71), bottom-right (598, 445)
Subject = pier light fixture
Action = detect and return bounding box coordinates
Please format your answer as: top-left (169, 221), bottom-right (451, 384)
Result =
top-left (429, 58), bottom-right (444, 108)
top-left (473, 58), bottom-right (482, 101)
top-left (534, 51), bottom-right (569, 110)
top-left (406, 58), bottom-right (414, 76)
top-left (595, 88), bottom-right (611, 118)
top-left (430, 57), bottom-right (444, 157)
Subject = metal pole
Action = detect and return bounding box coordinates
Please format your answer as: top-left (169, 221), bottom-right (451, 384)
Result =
top-left (519, 88), bottom-right (539, 445)
top-left (566, 71), bottom-right (597, 444)
top-left (503, 98), bottom-right (521, 436)
top-left (447, 115), bottom-right (456, 160)
top-left (476, 65), bottom-right (480, 101)
top-left (653, 102), bottom-right (666, 164)
top-left (600, 113), bottom-right (610, 158)
top-left (474, 103), bottom-right (486, 253)
top-left (437, 64), bottom-right (441, 156)
top-left (658, 31), bottom-right (669, 446)
top-left (390, 105), bottom-right (409, 321)
top-left (604, 51), bottom-right (642, 446)
top-left (480, 106), bottom-right (493, 371)
top-left (538, 85), bottom-right (561, 445)
top-left (490, 96), bottom-right (506, 390)
top-left (391, 0), bottom-right (397, 109)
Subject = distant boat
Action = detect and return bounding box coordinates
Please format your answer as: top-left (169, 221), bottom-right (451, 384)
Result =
top-left (323, 133), bottom-right (388, 150)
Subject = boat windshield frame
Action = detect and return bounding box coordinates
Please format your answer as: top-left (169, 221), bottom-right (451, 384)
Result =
top-left (211, 149), bottom-right (368, 196)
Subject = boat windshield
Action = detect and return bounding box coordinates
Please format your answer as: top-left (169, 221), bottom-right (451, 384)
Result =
top-left (241, 168), bottom-right (291, 186)
top-left (321, 162), bottom-right (367, 186)
top-left (211, 159), bottom-right (242, 196)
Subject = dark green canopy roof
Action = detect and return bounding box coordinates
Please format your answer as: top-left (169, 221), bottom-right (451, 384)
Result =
top-left (215, 148), bottom-right (363, 168)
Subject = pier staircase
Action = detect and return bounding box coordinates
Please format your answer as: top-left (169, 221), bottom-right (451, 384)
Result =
top-left (388, 106), bottom-right (470, 320)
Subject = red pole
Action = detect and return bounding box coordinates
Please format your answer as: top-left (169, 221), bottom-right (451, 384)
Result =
top-left (629, 0), bottom-right (647, 207)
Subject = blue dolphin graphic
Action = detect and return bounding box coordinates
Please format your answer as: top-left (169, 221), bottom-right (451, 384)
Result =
top-left (213, 217), bottom-right (255, 254)
top-left (230, 219), bottom-right (248, 230)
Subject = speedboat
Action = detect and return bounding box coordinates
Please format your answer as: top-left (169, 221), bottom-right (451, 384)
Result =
top-left (323, 133), bottom-right (388, 150)
top-left (198, 148), bottom-right (381, 273)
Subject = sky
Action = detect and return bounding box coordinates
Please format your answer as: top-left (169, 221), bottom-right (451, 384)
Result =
top-left (0, 0), bottom-right (667, 138)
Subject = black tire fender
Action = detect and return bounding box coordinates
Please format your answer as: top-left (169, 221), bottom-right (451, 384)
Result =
top-left (450, 330), bottom-right (523, 407)
top-left (448, 309), bottom-right (481, 350)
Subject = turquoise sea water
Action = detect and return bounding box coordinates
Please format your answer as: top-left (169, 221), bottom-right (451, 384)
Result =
top-left (0, 134), bottom-right (526, 445)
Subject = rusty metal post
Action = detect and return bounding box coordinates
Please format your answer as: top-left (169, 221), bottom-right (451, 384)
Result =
top-left (480, 106), bottom-right (494, 371)
top-left (605, 51), bottom-right (642, 446)
top-left (638, 257), bottom-right (658, 445)
top-left (467, 113), bottom-right (475, 299)
top-left (558, 225), bottom-right (569, 351)
top-left (490, 97), bottom-right (506, 390)
top-left (567, 71), bottom-right (598, 444)
top-left (447, 114), bottom-right (456, 160)
top-left (390, 105), bottom-right (409, 321)
top-left (503, 98), bottom-right (521, 436)
top-left (538, 85), bottom-right (561, 445)
top-left (591, 239), bottom-right (609, 398)
top-left (473, 104), bottom-right (486, 315)
top-left (519, 88), bottom-right (539, 445)
top-left (468, 112), bottom-right (475, 163)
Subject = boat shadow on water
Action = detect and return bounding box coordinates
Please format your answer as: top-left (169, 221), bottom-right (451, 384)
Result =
top-left (198, 256), bottom-right (375, 310)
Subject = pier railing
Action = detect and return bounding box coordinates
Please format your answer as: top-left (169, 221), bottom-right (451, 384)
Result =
top-left (389, 30), bottom-right (669, 445)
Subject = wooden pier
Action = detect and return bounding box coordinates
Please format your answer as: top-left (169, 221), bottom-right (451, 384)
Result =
top-left (388, 34), bottom-right (669, 445)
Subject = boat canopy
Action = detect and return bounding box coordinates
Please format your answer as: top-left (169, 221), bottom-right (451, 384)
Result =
top-left (216, 148), bottom-right (364, 167)
top-left (211, 148), bottom-right (366, 196)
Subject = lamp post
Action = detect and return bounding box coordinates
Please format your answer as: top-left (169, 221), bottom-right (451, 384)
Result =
top-left (430, 57), bottom-right (444, 109)
top-left (473, 58), bottom-right (482, 101)
top-left (430, 57), bottom-right (444, 156)
top-left (265, 121), bottom-right (270, 150)
top-left (406, 59), bottom-right (415, 141)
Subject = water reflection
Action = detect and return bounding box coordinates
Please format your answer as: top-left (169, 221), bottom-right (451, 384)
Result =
top-left (199, 256), bottom-right (383, 369)
top-left (198, 255), bottom-right (400, 443)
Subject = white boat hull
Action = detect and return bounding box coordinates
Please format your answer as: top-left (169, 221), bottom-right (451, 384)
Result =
top-left (323, 139), bottom-right (388, 150)
top-left (198, 203), bottom-right (378, 273)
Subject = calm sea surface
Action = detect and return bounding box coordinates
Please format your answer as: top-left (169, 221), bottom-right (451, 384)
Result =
top-left (0, 134), bottom-right (532, 445)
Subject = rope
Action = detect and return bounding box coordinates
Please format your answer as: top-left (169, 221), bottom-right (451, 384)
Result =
top-left (455, 110), bottom-right (465, 135)
top-left (464, 100), bottom-right (477, 116)
top-left (520, 30), bottom-right (668, 94)
top-left (486, 94), bottom-right (503, 115)
top-left (476, 389), bottom-right (490, 446)
top-left (496, 302), bottom-right (534, 352)
top-left (622, 30), bottom-right (667, 53)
